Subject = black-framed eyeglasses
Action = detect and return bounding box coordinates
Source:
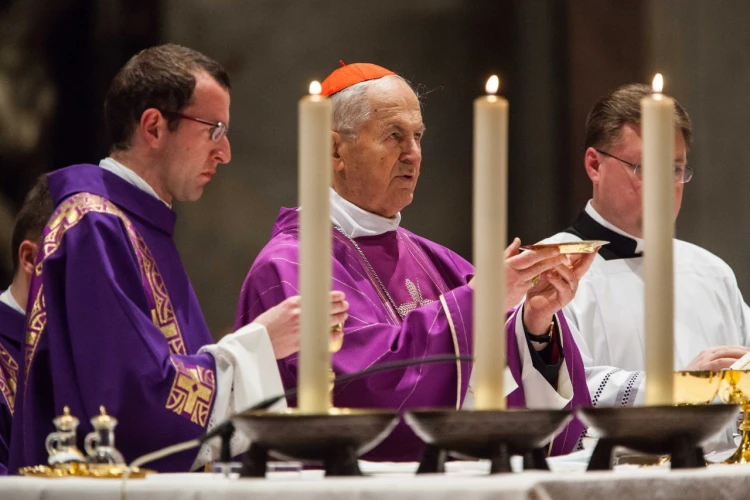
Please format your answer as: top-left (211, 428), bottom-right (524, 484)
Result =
top-left (595, 148), bottom-right (693, 184)
top-left (161, 111), bottom-right (229, 142)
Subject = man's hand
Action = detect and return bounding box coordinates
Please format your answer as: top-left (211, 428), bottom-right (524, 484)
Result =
top-left (253, 291), bottom-right (349, 359)
top-left (685, 345), bottom-right (750, 371)
top-left (522, 251), bottom-right (598, 334)
top-left (503, 237), bottom-right (566, 309)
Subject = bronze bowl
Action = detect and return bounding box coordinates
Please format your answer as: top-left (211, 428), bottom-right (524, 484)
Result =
top-left (404, 409), bottom-right (573, 457)
top-left (403, 408), bottom-right (573, 473)
top-left (578, 404), bottom-right (737, 469)
top-left (232, 408), bottom-right (399, 461)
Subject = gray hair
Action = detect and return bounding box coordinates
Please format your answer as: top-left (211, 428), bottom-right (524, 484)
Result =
top-left (331, 75), bottom-right (414, 138)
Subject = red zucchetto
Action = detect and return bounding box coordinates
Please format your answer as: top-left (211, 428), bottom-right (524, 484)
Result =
top-left (320, 60), bottom-right (396, 97)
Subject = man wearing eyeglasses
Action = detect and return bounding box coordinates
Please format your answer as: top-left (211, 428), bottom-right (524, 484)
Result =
top-left (8, 44), bottom-right (348, 473)
top-left (542, 83), bottom-right (750, 407)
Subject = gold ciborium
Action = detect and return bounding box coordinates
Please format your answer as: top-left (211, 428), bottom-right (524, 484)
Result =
top-left (674, 370), bottom-right (723, 405)
top-left (719, 370), bottom-right (750, 464)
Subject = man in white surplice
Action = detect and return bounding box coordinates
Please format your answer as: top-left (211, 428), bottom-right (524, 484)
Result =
top-left (543, 83), bottom-right (750, 408)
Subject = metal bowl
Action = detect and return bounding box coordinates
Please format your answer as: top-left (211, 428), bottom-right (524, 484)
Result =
top-left (232, 408), bottom-right (399, 461)
top-left (404, 408), bottom-right (572, 458)
top-left (577, 404), bottom-right (737, 454)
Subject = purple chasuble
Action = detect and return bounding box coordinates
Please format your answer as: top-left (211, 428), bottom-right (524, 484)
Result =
top-left (236, 208), bottom-right (591, 461)
top-left (0, 299), bottom-right (24, 475)
top-left (9, 164), bottom-right (217, 473)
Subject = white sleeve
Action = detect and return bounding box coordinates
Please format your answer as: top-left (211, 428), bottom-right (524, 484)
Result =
top-left (737, 294), bottom-right (750, 347)
top-left (465, 307), bottom-right (576, 411)
top-left (190, 323), bottom-right (286, 470)
top-left (514, 310), bottom-right (572, 409)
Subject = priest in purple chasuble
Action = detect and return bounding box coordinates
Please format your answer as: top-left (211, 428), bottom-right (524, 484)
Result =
top-left (9, 45), bottom-right (348, 473)
top-left (236, 63), bottom-right (596, 462)
top-left (0, 177), bottom-right (54, 474)
top-left (0, 300), bottom-right (23, 475)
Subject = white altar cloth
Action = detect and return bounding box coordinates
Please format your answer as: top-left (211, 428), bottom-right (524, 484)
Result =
top-left (2, 461), bottom-right (750, 500)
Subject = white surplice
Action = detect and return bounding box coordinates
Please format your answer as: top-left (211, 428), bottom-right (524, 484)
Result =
top-left (542, 200), bottom-right (750, 410)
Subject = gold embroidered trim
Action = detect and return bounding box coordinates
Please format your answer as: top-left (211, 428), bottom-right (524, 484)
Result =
top-left (24, 192), bottom-right (211, 427)
top-left (24, 284), bottom-right (46, 385)
top-left (166, 358), bottom-right (216, 427)
top-left (26, 192), bottom-right (188, 382)
top-left (439, 294), bottom-right (462, 410)
top-left (0, 343), bottom-right (19, 415)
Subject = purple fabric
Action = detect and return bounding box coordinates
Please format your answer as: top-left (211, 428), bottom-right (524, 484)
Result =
top-left (9, 164), bottom-right (217, 473)
top-left (0, 299), bottom-right (24, 475)
top-left (236, 208), bottom-right (591, 461)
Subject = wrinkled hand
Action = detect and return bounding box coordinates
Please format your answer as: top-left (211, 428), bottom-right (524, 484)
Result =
top-left (684, 345), bottom-right (750, 371)
top-left (503, 237), bottom-right (566, 309)
top-left (523, 251), bottom-right (598, 334)
top-left (252, 291), bottom-right (349, 359)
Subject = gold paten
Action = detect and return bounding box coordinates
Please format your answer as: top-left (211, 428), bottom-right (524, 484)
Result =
top-left (521, 240), bottom-right (609, 254)
top-left (719, 370), bottom-right (750, 464)
top-left (674, 370), bottom-right (723, 405)
top-left (18, 463), bottom-right (153, 479)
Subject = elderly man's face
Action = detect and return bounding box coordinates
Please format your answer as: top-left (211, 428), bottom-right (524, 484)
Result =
top-left (334, 78), bottom-right (424, 218)
top-left (587, 123), bottom-right (687, 237)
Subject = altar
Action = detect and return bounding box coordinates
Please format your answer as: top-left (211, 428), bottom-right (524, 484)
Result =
top-left (2, 461), bottom-right (750, 500)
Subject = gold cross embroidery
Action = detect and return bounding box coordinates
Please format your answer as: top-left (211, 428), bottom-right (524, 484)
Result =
top-left (396, 278), bottom-right (434, 318)
top-left (166, 362), bottom-right (215, 427)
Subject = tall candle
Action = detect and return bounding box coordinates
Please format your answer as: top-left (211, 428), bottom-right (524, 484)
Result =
top-left (473, 75), bottom-right (508, 410)
top-left (642, 73), bottom-right (675, 406)
top-left (298, 81), bottom-right (333, 413)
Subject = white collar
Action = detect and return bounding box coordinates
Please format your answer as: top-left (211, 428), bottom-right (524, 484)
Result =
top-left (99, 157), bottom-right (171, 207)
top-left (585, 200), bottom-right (645, 253)
top-left (329, 188), bottom-right (401, 239)
top-left (0, 287), bottom-right (24, 314)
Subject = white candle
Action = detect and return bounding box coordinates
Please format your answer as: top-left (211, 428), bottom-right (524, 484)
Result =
top-left (298, 81), bottom-right (333, 413)
top-left (642, 73), bottom-right (675, 406)
top-left (473, 75), bottom-right (508, 410)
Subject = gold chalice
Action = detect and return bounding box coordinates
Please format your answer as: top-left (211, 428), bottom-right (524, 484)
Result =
top-left (719, 370), bottom-right (750, 464)
top-left (612, 371), bottom-right (723, 467)
top-left (328, 322), bottom-right (344, 407)
top-left (674, 370), bottom-right (723, 405)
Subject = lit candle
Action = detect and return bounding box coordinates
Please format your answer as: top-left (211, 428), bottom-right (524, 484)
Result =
top-left (642, 73), bottom-right (675, 406)
top-left (473, 75), bottom-right (508, 410)
top-left (298, 81), bottom-right (333, 413)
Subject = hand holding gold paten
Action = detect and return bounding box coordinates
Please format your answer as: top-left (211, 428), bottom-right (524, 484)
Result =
top-left (502, 237), bottom-right (567, 310)
top-left (522, 251), bottom-right (598, 334)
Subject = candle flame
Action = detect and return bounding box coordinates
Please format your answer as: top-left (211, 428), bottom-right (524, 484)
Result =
top-left (652, 73), bottom-right (664, 93)
top-left (309, 81), bottom-right (322, 96)
top-left (485, 75), bottom-right (500, 95)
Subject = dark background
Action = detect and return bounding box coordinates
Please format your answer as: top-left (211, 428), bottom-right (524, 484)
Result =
top-left (1, 0), bottom-right (748, 338)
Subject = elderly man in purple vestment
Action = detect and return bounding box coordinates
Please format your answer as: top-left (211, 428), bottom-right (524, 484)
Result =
top-left (236, 62), bottom-right (596, 462)
top-left (0, 178), bottom-right (54, 474)
top-left (9, 44), bottom-right (348, 473)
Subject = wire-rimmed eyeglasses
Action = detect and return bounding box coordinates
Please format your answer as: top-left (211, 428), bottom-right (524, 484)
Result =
top-left (161, 111), bottom-right (228, 142)
top-left (595, 148), bottom-right (693, 184)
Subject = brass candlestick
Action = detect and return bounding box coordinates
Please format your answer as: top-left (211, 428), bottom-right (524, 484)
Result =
top-left (235, 322), bottom-right (399, 477)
